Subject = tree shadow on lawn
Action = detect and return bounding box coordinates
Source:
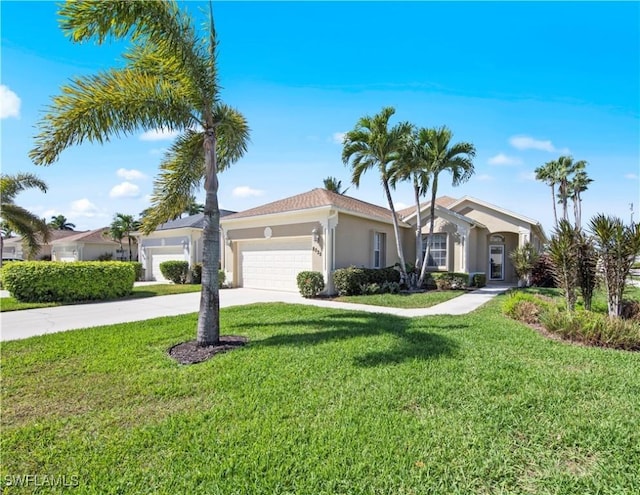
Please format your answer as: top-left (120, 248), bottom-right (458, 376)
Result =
top-left (233, 307), bottom-right (462, 367)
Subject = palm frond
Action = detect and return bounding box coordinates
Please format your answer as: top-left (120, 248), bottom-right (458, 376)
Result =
top-left (0, 173), bottom-right (48, 200)
top-left (30, 68), bottom-right (196, 165)
top-left (142, 130), bottom-right (206, 234)
top-left (1, 203), bottom-right (50, 256)
top-left (212, 103), bottom-right (250, 171)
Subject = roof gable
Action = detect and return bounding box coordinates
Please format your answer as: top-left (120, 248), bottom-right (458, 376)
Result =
top-left (51, 227), bottom-right (120, 245)
top-left (396, 196), bottom-right (458, 220)
top-left (448, 196), bottom-right (541, 228)
top-left (223, 188), bottom-right (403, 224)
top-left (154, 210), bottom-right (236, 231)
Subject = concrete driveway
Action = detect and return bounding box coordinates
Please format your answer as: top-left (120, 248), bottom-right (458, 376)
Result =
top-left (0, 286), bottom-right (510, 342)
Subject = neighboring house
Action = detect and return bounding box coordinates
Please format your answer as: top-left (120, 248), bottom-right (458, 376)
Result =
top-left (2, 230), bottom-right (80, 260)
top-left (51, 227), bottom-right (137, 262)
top-left (134, 211), bottom-right (235, 282)
top-left (138, 188), bottom-right (547, 293)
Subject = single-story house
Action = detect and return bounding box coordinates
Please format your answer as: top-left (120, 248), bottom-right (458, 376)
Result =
top-left (134, 211), bottom-right (235, 282)
top-left (51, 227), bottom-right (137, 262)
top-left (138, 188), bottom-right (547, 293)
top-left (2, 230), bottom-right (80, 261)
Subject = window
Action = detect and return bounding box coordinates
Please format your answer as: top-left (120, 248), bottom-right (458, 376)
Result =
top-left (373, 232), bottom-right (386, 268)
top-left (422, 233), bottom-right (447, 268)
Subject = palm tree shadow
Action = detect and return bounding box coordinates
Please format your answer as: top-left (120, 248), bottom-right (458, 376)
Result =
top-left (236, 307), bottom-right (460, 367)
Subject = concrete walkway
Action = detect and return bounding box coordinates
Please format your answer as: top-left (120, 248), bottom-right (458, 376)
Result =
top-left (0, 286), bottom-right (511, 342)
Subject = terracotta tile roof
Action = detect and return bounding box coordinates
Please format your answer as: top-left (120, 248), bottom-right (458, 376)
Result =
top-left (51, 227), bottom-right (120, 245)
top-left (4, 230), bottom-right (85, 246)
top-left (396, 196), bottom-right (458, 219)
top-left (224, 188), bottom-right (402, 224)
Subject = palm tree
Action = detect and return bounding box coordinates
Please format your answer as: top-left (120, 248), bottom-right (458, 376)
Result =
top-left (589, 215), bottom-right (640, 317)
top-left (568, 168), bottom-right (592, 229)
top-left (0, 173), bottom-right (50, 265)
top-left (342, 106), bottom-right (412, 282)
top-left (183, 195), bottom-right (204, 217)
top-left (110, 213), bottom-right (140, 261)
top-left (417, 126), bottom-right (476, 287)
top-left (49, 214), bottom-right (75, 231)
top-left (323, 176), bottom-right (349, 195)
top-left (390, 126), bottom-right (430, 269)
top-left (29, 1), bottom-right (249, 346)
top-left (555, 156), bottom-right (587, 223)
top-left (534, 159), bottom-right (560, 228)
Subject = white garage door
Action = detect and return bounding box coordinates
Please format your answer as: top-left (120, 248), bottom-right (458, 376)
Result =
top-left (239, 238), bottom-right (312, 292)
top-left (149, 248), bottom-right (184, 282)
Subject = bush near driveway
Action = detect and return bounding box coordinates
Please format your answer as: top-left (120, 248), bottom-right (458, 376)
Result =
top-left (296, 271), bottom-right (325, 298)
top-left (159, 260), bottom-right (189, 284)
top-left (1, 261), bottom-right (135, 303)
top-left (333, 266), bottom-right (400, 296)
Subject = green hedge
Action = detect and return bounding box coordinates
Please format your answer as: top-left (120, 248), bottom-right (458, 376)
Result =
top-left (471, 273), bottom-right (486, 288)
top-left (191, 263), bottom-right (225, 288)
top-left (1, 261), bottom-right (135, 303)
top-left (159, 261), bottom-right (189, 284)
top-left (126, 261), bottom-right (144, 281)
top-left (296, 271), bottom-right (325, 298)
top-left (333, 266), bottom-right (401, 296)
top-left (432, 272), bottom-right (469, 290)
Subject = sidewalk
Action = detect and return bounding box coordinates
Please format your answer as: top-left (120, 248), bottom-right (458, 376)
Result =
top-left (0, 286), bottom-right (511, 342)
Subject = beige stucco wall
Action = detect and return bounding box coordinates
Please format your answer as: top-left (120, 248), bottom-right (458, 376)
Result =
top-left (334, 213), bottom-right (408, 269)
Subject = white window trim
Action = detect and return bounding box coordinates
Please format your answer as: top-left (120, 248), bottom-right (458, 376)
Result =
top-left (422, 233), bottom-right (447, 270)
top-left (373, 231), bottom-right (385, 268)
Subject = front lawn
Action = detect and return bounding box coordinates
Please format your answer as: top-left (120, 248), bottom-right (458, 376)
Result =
top-left (334, 289), bottom-right (464, 308)
top-left (2, 299), bottom-right (639, 494)
top-left (0, 284), bottom-right (202, 312)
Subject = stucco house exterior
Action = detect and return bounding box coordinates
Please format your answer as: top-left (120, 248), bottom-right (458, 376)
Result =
top-left (138, 188), bottom-right (546, 293)
top-left (2, 230), bottom-right (79, 260)
top-left (50, 228), bottom-right (137, 262)
top-left (134, 211), bottom-right (235, 282)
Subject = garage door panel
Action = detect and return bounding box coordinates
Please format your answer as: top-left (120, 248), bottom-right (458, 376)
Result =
top-left (239, 239), bottom-right (312, 292)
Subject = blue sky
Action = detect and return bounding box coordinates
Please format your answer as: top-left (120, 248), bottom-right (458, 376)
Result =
top-left (2, 1), bottom-right (639, 234)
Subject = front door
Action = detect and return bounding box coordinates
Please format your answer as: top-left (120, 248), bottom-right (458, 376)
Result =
top-left (489, 245), bottom-right (504, 281)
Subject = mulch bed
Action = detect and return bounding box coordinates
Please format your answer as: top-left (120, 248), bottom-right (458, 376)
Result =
top-left (168, 335), bottom-right (248, 365)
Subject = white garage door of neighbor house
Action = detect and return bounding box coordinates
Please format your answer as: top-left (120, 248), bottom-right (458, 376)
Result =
top-left (240, 239), bottom-right (312, 292)
top-left (150, 248), bottom-right (184, 282)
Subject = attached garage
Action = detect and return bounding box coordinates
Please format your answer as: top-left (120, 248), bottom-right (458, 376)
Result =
top-left (148, 247), bottom-right (185, 282)
top-left (238, 238), bottom-right (312, 292)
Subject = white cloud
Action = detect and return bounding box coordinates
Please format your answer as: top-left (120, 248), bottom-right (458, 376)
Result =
top-left (232, 186), bottom-right (264, 198)
top-left (109, 182), bottom-right (140, 198)
top-left (475, 174), bottom-right (494, 181)
top-left (139, 127), bottom-right (180, 141)
top-left (116, 168), bottom-right (147, 181)
top-left (70, 199), bottom-right (102, 218)
top-left (0, 85), bottom-right (21, 119)
top-left (332, 132), bottom-right (346, 144)
top-left (624, 173), bottom-right (638, 180)
top-left (509, 135), bottom-right (569, 154)
top-left (395, 202), bottom-right (410, 211)
top-left (149, 147), bottom-right (167, 156)
top-left (488, 153), bottom-right (522, 166)
top-left (42, 209), bottom-right (60, 218)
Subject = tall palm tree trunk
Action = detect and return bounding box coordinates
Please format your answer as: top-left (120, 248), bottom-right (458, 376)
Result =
top-left (413, 176), bottom-right (423, 268)
top-left (551, 184), bottom-right (558, 228)
top-left (197, 128), bottom-right (221, 345)
top-left (382, 179), bottom-right (408, 282)
top-left (418, 175), bottom-right (439, 286)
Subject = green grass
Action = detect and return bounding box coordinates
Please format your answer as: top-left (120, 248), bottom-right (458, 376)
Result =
top-left (0, 284), bottom-right (202, 312)
top-left (2, 299), bottom-right (639, 494)
top-left (334, 289), bottom-right (464, 308)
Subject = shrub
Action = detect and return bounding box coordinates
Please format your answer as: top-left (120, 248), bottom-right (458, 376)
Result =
top-left (531, 253), bottom-right (556, 288)
top-left (381, 281), bottom-right (401, 294)
top-left (621, 300), bottom-right (640, 322)
top-left (126, 261), bottom-right (144, 281)
top-left (359, 282), bottom-right (381, 295)
top-left (218, 269), bottom-right (226, 288)
top-left (191, 263), bottom-right (202, 284)
top-left (471, 273), bottom-right (486, 288)
top-left (502, 291), bottom-right (552, 325)
top-left (97, 252), bottom-right (114, 261)
top-left (296, 271), bottom-right (324, 298)
top-left (159, 260), bottom-right (189, 284)
top-left (432, 272), bottom-right (469, 290)
top-left (509, 243), bottom-right (539, 286)
top-left (541, 309), bottom-right (640, 351)
top-left (333, 266), bottom-right (400, 296)
top-left (1, 261), bottom-right (135, 303)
